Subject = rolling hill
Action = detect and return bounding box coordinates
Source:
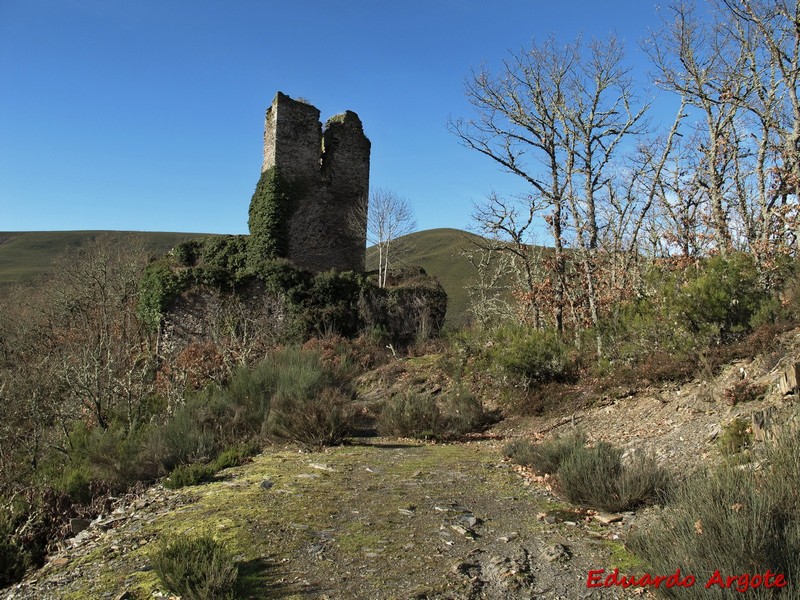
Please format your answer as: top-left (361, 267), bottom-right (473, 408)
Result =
top-left (0, 228), bottom-right (487, 326)
top-left (0, 231), bottom-right (198, 286)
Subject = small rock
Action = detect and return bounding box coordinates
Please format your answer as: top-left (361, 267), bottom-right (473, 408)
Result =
top-left (450, 524), bottom-right (477, 539)
top-left (50, 557), bottom-right (70, 567)
top-left (593, 512), bottom-right (623, 525)
top-left (398, 507), bottom-right (416, 516)
top-left (260, 479), bottom-right (274, 490)
top-left (541, 543), bottom-right (572, 562)
top-left (498, 532), bottom-right (519, 543)
top-left (70, 518), bottom-right (91, 535)
top-left (114, 592), bottom-right (133, 600)
top-left (460, 514), bottom-right (480, 528)
top-left (309, 463), bottom-right (335, 472)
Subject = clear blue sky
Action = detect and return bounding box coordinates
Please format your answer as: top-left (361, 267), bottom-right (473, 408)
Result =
top-left (1, 0), bottom-right (675, 234)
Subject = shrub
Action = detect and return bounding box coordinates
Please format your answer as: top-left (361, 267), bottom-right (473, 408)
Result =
top-left (664, 253), bottom-right (767, 343)
top-left (164, 443), bottom-right (257, 490)
top-left (164, 463), bottom-right (216, 489)
top-left (628, 427), bottom-right (800, 598)
top-left (503, 432), bottom-right (586, 475)
top-left (377, 390), bottom-right (488, 440)
top-left (260, 347), bottom-right (356, 448)
top-left (487, 325), bottom-right (573, 385)
top-left (268, 387), bottom-right (355, 449)
top-left (722, 379), bottom-right (767, 407)
top-left (147, 399), bottom-right (217, 473)
top-left (137, 260), bottom-right (184, 331)
top-left (211, 443), bottom-right (258, 471)
top-left (0, 540), bottom-right (28, 587)
top-left (377, 393), bottom-right (444, 440)
top-left (0, 516), bottom-right (29, 588)
top-left (440, 390), bottom-right (488, 436)
top-left (718, 418), bottom-right (752, 456)
top-left (152, 534), bottom-right (238, 600)
top-left (56, 465), bottom-right (94, 505)
top-left (557, 443), bottom-right (670, 512)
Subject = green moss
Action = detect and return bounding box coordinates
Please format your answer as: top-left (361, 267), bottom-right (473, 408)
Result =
top-left (604, 540), bottom-right (646, 572)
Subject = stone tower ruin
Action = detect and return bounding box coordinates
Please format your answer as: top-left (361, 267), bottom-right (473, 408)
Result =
top-left (261, 92), bottom-right (370, 272)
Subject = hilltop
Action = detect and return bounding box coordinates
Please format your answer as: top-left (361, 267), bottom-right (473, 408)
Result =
top-left (0, 231), bottom-right (197, 286)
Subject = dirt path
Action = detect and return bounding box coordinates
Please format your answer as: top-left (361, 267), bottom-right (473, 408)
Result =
top-left (1, 439), bottom-right (638, 600)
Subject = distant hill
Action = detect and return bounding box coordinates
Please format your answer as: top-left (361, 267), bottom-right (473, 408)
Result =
top-left (0, 228), bottom-right (487, 326)
top-left (0, 231), bottom-right (199, 286)
top-left (366, 228), bottom-right (487, 327)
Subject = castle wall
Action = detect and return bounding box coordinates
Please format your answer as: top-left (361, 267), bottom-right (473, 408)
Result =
top-left (261, 92), bottom-right (370, 272)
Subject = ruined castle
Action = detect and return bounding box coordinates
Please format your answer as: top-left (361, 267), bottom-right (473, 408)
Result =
top-left (261, 92), bottom-right (371, 272)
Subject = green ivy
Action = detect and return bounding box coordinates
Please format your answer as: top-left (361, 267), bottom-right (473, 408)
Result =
top-left (137, 261), bottom-right (184, 331)
top-left (248, 167), bottom-right (293, 268)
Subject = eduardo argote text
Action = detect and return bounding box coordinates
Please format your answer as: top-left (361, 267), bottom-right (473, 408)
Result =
top-left (587, 568), bottom-right (787, 593)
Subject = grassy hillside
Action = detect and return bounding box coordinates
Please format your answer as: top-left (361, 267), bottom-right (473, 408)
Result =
top-left (366, 228), bottom-right (487, 328)
top-left (0, 228), bottom-right (489, 326)
top-left (0, 231), bottom-right (200, 286)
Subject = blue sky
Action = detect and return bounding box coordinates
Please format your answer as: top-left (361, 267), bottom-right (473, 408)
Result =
top-left (1, 0), bottom-right (676, 234)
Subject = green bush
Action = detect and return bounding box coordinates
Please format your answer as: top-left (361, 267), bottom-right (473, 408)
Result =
top-left (259, 347), bottom-right (356, 448)
top-left (628, 427), bottom-right (800, 598)
top-left (658, 253), bottom-right (768, 344)
top-left (717, 418), bottom-right (752, 456)
top-left (56, 465), bottom-right (94, 505)
top-left (152, 534), bottom-right (238, 600)
top-left (137, 260), bottom-right (184, 331)
top-left (268, 387), bottom-right (355, 449)
top-left (440, 390), bottom-right (488, 436)
top-left (503, 432), bottom-right (586, 475)
top-left (490, 326), bottom-right (573, 384)
top-left (147, 399), bottom-right (217, 473)
top-left (211, 443), bottom-right (258, 471)
top-left (164, 463), bottom-right (216, 489)
top-left (378, 393), bottom-right (443, 440)
top-left (0, 514), bottom-right (29, 588)
top-left (556, 443), bottom-right (670, 512)
top-left (377, 390), bottom-right (488, 440)
top-left (164, 443), bottom-right (257, 490)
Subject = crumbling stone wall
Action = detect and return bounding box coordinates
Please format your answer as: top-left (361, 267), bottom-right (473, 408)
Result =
top-left (261, 92), bottom-right (370, 272)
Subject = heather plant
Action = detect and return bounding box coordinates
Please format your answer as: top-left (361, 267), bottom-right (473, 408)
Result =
top-left (378, 389), bottom-right (488, 440)
top-left (152, 534), bottom-right (238, 600)
top-left (628, 425), bottom-right (800, 598)
top-left (557, 443), bottom-right (670, 512)
top-left (503, 432), bottom-right (586, 475)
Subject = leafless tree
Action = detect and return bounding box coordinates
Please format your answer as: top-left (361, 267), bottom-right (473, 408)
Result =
top-left (450, 34), bottom-right (649, 348)
top-left (355, 188), bottom-right (416, 288)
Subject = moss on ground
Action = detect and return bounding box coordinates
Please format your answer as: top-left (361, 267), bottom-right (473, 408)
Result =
top-left (22, 440), bottom-right (570, 599)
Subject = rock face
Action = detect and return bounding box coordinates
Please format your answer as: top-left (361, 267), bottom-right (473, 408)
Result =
top-left (262, 92), bottom-right (371, 272)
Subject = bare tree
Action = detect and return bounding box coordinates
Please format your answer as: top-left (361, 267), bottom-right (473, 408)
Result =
top-left (355, 188), bottom-right (416, 287)
top-left (450, 34), bottom-right (649, 347)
